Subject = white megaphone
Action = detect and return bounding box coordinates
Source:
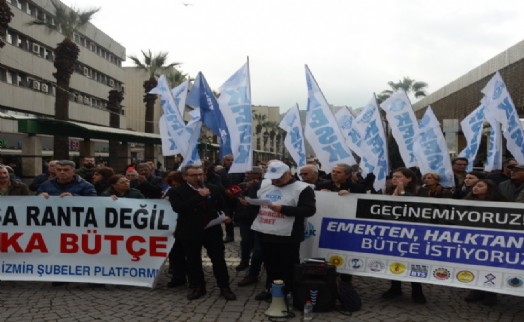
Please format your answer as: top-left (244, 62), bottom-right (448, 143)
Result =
top-left (264, 280), bottom-right (288, 318)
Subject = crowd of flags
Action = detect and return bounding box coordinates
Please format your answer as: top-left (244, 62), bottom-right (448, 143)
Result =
top-left (150, 63), bottom-right (524, 192)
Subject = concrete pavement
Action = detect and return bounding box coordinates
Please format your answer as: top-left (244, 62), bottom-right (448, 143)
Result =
top-left (1, 228), bottom-right (524, 321)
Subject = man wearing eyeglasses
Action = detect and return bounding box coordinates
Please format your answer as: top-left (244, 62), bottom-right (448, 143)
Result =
top-left (452, 157), bottom-right (469, 187)
top-left (298, 164), bottom-right (327, 189)
top-left (168, 165), bottom-right (236, 301)
top-left (487, 158), bottom-right (517, 184)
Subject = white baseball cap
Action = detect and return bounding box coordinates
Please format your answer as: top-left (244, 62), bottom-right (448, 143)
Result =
top-left (264, 161), bottom-right (290, 179)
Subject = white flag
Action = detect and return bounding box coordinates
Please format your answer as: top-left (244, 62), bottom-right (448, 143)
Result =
top-left (180, 108), bottom-right (202, 167)
top-left (484, 105), bottom-right (503, 172)
top-left (218, 62), bottom-right (252, 173)
top-left (354, 97), bottom-right (389, 192)
top-left (458, 105), bottom-right (485, 172)
top-left (158, 115), bottom-right (176, 156)
top-left (304, 65), bottom-right (356, 173)
top-left (279, 105), bottom-right (307, 167)
top-left (413, 106), bottom-right (454, 188)
top-left (335, 107), bottom-right (364, 158)
top-left (171, 79), bottom-right (189, 119)
top-left (380, 90), bottom-right (419, 168)
top-left (150, 75), bottom-right (188, 155)
top-left (482, 71), bottom-right (524, 163)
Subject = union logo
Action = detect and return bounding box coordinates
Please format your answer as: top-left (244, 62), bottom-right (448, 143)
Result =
top-left (432, 268), bottom-right (451, 280)
top-left (389, 262), bottom-right (406, 275)
top-left (506, 276), bottom-right (524, 288)
top-left (328, 255), bottom-right (344, 268)
top-left (456, 271), bottom-right (475, 283)
top-left (368, 260), bottom-right (385, 272)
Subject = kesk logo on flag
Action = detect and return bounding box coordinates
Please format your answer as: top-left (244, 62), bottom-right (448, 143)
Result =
top-left (482, 71), bottom-right (524, 163)
top-left (180, 108), bottom-right (202, 167)
top-left (458, 105), bottom-right (485, 172)
top-left (353, 97), bottom-right (388, 192)
top-left (279, 104), bottom-right (306, 167)
top-left (304, 65), bottom-right (355, 173)
top-left (335, 107), bottom-right (364, 159)
top-left (413, 106), bottom-right (454, 188)
top-left (484, 103), bottom-right (503, 172)
top-left (380, 90), bottom-right (419, 168)
top-left (150, 75), bottom-right (188, 156)
top-left (171, 79), bottom-right (189, 119)
top-left (218, 62), bottom-right (253, 174)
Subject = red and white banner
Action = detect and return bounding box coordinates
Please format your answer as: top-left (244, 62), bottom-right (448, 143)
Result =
top-left (0, 196), bottom-right (176, 288)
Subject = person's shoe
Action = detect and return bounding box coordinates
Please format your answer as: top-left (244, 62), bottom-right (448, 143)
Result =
top-left (482, 293), bottom-right (497, 306)
top-left (238, 275), bottom-right (258, 287)
top-left (235, 261), bottom-right (250, 271)
top-left (382, 287), bottom-right (402, 299)
top-left (255, 290), bottom-right (272, 301)
top-left (187, 287), bottom-right (206, 300)
top-left (220, 287), bottom-right (237, 300)
top-left (167, 278), bottom-right (187, 288)
top-left (464, 290), bottom-right (485, 302)
top-left (223, 236), bottom-right (234, 243)
top-left (412, 292), bottom-right (427, 304)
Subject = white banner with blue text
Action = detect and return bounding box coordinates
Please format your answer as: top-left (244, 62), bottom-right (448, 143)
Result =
top-left (0, 197), bottom-right (176, 288)
top-left (302, 192), bottom-right (524, 297)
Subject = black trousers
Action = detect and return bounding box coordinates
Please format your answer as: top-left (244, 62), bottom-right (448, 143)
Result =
top-left (261, 240), bottom-right (300, 291)
top-left (180, 229), bottom-right (230, 289)
top-left (168, 238), bottom-right (187, 282)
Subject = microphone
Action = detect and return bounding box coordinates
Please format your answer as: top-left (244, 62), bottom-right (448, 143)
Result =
top-left (198, 182), bottom-right (212, 199)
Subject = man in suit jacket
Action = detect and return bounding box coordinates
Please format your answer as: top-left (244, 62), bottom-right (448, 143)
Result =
top-left (169, 165), bottom-right (236, 301)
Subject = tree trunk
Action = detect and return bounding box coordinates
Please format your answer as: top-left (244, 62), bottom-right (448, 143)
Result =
top-left (108, 89), bottom-right (124, 168)
top-left (53, 39), bottom-right (79, 160)
top-left (143, 78), bottom-right (158, 161)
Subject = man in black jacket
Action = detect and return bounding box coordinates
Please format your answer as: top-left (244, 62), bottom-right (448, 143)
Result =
top-left (169, 165), bottom-right (236, 301)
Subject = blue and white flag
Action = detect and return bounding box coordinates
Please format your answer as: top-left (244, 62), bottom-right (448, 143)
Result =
top-left (304, 65), bottom-right (356, 173)
top-left (158, 115), bottom-right (176, 156)
top-left (279, 104), bottom-right (307, 167)
top-left (150, 75), bottom-right (188, 155)
top-left (380, 90), bottom-right (419, 168)
top-left (458, 105), bottom-right (485, 172)
top-left (413, 106), bottom-right (454, 188)
top-left (482, 71), bottom-right (524, 163)
top-left (484, 104), bottom-right (503, 172)
top-left (335, 107), bottom-right (364, 159)
top-left (180, 108), bottom-right (202, 167)
top-left (218, 62), bottom-right (252, 173)
top-left (353, 97), bottom-right (388, 192)
top-left (171, 79), bottom-right (189, 119)
top-left (186, 72), bottom-right (232, 158)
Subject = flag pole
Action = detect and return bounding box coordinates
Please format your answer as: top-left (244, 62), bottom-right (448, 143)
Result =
top-left (247, 56), bottom-right (252, 101)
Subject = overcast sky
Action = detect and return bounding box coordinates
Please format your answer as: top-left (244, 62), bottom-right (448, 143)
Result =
top-left (63, 0), bottom-right (524, 112)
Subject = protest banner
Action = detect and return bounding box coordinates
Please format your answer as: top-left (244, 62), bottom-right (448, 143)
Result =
top-left (0, 196), bottom-right (176, 288)
top-left (304, 192), bottom-right (524, 297)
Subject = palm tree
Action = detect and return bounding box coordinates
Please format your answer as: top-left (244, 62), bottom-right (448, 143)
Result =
top-left (107, 88), bottom-right (124, 169)
top-left (261, 120), bottom-right (274, 150)
top-left (128, 50), bottom-right (179, 161)
top-left (252, 112), bottom-right (267, 150)
top-left (165, 66), bottom-right (188, 88)
top-left (377, 77), bottom-right (428, 104)
top-left (28, 0), bottom-right (99, 160)
top-left (266, 121), bottom-right (279, 152)
top-left (0, 0), bottom-right (14, 48)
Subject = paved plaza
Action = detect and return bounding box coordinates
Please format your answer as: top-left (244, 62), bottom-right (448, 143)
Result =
top-left (1, 228), bottom-right (524, 322)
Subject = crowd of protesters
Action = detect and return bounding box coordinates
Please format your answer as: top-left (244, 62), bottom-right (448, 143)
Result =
top-left (1, 153), bottom-right (520, 308)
